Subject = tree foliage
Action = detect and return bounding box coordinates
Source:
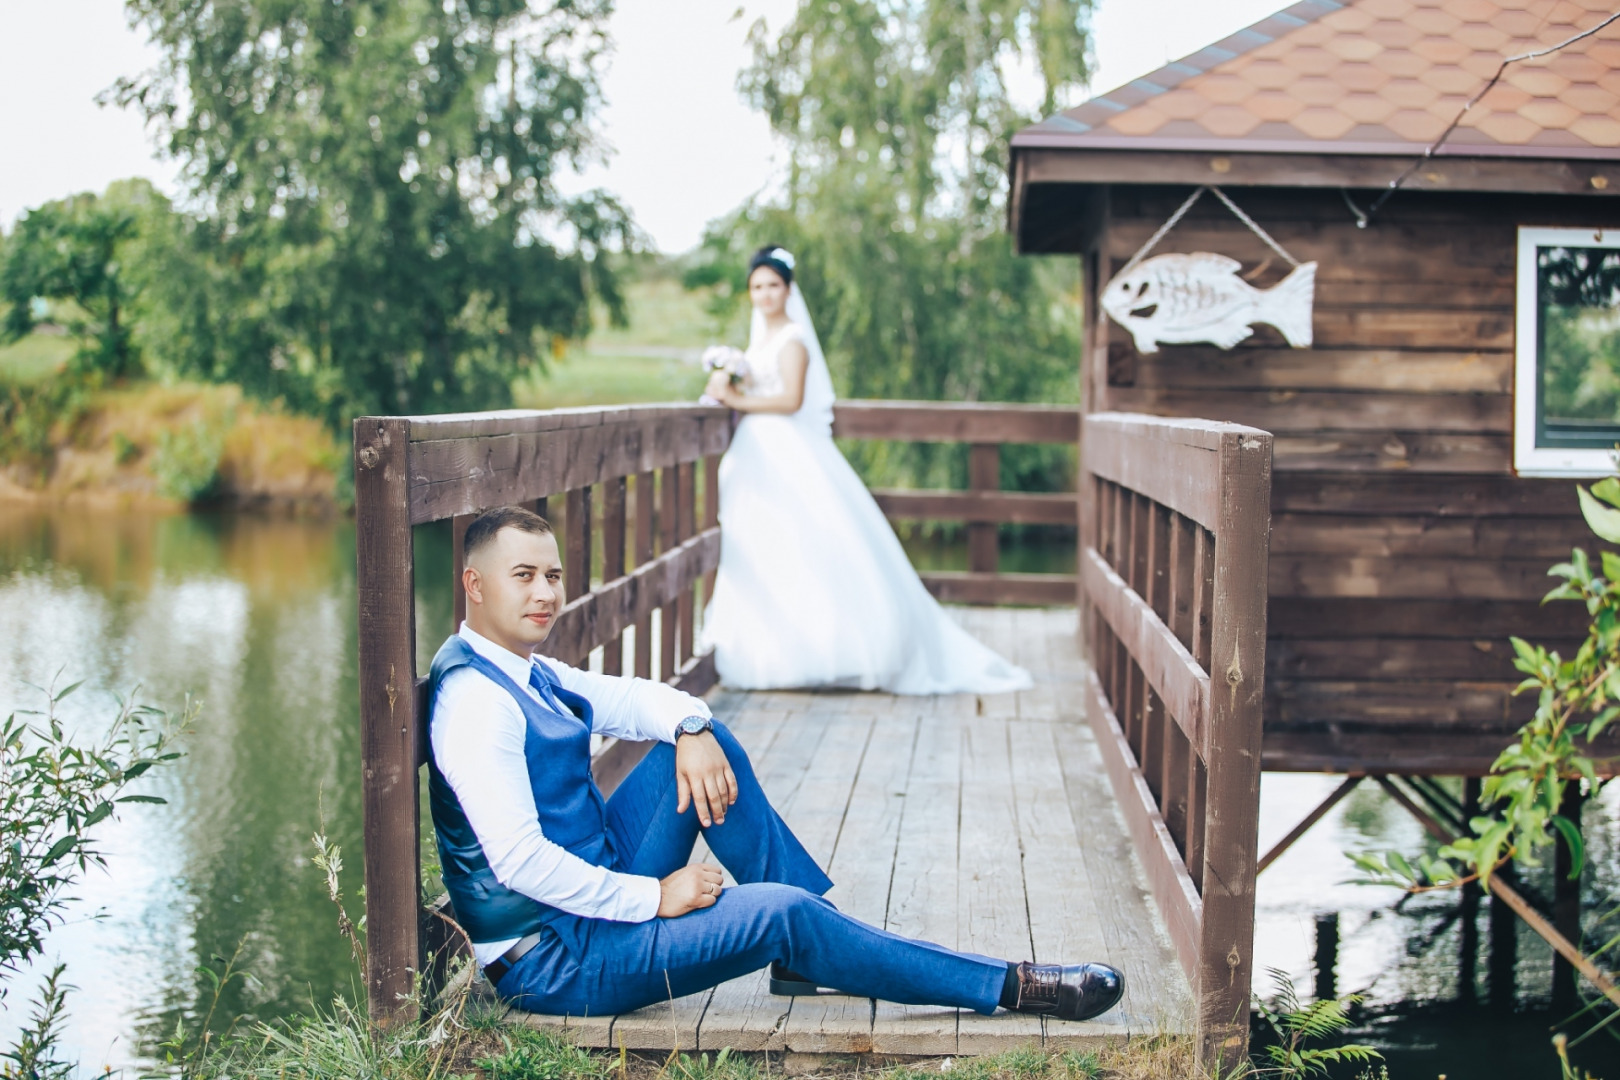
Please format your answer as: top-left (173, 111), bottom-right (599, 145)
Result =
top-left (112, 0), bottom-right (633, 426)
top-left (685, 0), bottom-right (1090, 492)
top-left (0, 181), bottom-right (165, 379)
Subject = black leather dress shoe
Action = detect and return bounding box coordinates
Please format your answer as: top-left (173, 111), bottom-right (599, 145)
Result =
top-left (768, 962), bottom-right (825, 996)
top-left (1011, 961), bottom-right (1124, 1021)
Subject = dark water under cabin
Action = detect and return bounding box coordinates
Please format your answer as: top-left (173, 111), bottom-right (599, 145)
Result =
top-left (0, 507), bottom-right (1615, 1077)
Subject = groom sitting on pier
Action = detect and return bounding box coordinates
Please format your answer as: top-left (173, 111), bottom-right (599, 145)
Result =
top-left (428, 505), bottom-right (1124, 1021)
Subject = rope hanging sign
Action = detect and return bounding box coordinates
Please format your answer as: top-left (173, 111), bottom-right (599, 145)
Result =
top-left (1101, 186), bottom-right (1317, 354)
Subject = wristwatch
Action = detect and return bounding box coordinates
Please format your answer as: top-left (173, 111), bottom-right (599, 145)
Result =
top-left (676, 715), bottom-right (714, 739)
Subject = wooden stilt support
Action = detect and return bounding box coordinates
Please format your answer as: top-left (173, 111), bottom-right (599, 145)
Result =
top-left (1374, 775), bottom-right (1620, 1011)
top-left (1257, 775), bottom-right (1362, 875)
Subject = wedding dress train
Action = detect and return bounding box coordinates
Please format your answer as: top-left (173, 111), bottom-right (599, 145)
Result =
top-left (701, 296), bottom-right (1032, 695)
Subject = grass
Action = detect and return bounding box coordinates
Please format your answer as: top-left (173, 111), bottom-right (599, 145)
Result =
top-left (0, 330), bottom-right (74, 385)
top-left (189, 1005), bottom-right (1209, 1080)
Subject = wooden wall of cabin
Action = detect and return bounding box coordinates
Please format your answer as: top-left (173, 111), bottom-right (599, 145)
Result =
top-left (1086, 184), bottom-right (1620, 773)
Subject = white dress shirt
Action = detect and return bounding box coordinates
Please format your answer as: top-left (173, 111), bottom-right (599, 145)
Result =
top-left (431, 622), bottom-right (713, 965)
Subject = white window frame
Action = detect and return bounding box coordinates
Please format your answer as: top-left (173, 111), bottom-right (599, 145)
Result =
top-left (1515, 225), bottom-right (1620, 477)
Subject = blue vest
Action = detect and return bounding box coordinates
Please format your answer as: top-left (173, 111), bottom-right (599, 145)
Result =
top-left (427, 635), bottom-right (620, 943)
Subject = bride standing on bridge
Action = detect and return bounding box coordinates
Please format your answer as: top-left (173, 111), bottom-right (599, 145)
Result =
top-left (699, 246), bottom-right (1031, 695)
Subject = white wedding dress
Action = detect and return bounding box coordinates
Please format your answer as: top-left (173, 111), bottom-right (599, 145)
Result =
top-left (701, 287), bottom-right (1032, 694)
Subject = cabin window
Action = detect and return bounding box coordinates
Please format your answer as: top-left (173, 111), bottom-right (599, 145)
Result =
top-left (1515, 226), bottom-right (1620, 476)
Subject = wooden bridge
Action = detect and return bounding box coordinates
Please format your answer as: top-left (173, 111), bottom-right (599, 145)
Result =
top-left (352, 403), bottom-right (1271, 1066)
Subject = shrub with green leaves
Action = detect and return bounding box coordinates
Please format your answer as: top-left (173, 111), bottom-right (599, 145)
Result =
top-left (1252, 970), bottom-right (1382, 1080)
top-left (1, 679), bottom-right (187, 1078)
top-left (150, 417), bottom-right (227, 502)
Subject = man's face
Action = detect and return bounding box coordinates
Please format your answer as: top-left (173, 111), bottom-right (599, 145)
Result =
top-left (463, 527), bottom-right (564, 657)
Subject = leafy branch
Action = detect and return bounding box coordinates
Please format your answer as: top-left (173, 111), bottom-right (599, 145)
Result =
top-left (1, 677), bottom-right (190, 997)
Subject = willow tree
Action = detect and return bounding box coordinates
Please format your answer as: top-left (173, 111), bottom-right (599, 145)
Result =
top-left (114, 0), bottom-right (631, 425)
top-left (688, 0), bottom-right (1092, 492)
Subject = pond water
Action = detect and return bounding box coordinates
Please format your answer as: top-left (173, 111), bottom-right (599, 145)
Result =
top-left (1, 507), bottom-right (1616, 1077)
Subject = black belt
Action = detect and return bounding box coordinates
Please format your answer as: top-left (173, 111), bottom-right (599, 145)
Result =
top-left (484, 932), bottom-right (543, 987)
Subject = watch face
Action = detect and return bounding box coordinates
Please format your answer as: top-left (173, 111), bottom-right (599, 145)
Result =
top-left (680, 716), bottom-right (709, 735)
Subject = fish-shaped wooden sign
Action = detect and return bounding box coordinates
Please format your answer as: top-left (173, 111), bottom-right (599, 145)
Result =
top-left (1102, 252), bottom-right (1316, 353)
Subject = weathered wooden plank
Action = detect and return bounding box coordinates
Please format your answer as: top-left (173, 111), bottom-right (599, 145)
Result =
top-left (1082, 547), bottom-right (1208, 752)
top-left (968, 445), bottom-right (1001, 574)
top-left (1267, 597), bottom-right (1589, 640)
top-left (870, 488), bottom-right (1078, 525)
top-left (1083, 413), bottom-right (1233, 529)
top-left (1107, 387), bottom-right (1510, 435)
top-left (831, 401), bottom-right (1080, 444)
top-left (1269, 554), bottom-right (1568, 601)
top-left (403, 403), bottom-right (719, 441)
top-left (408, 412), bottom-right (731, 524)
top-left (694, 705), bottom-right (807, 1052)
top-left (1263, 728), bottom-right (1620, 777)
top-left (1052, 706), bottom-right (1192, 1033)
top-left (1009, 718), bottom-right (1132, 1046)
top-left (1271, 431), bottom-right (1509, 473)
top-left (957, 715), bottom-right (1046, 1052)
top-left (1270, 514), bottom-right (1589, 559)
top-left (1268, 637), bottom-right (1581, 683)
top-left (919, 571), bottom-right (1077, 607)
top-left (659, 467), bottom-right (678, 684)
top-left (353, 416), bottom-right (423, 1027)
top-left (564, 487), bottom-right (592, 640)
top-left (633, 471), bottom-right (656, 680)
top-left (537, 529), bottom-right (721, 666)
top-left (1197, 428), bottom-right (1270, 1068)
top-left (784, 713), bottom-right (920, 1050)
top-left (601, 476), bottom-right (628, 675)
top-left (1081, 667), bottom-right (1202, 990)
top-left (1270, 474), bottom-right (1581, 518)
top-left (872, 709), bottom-right (964, 1054)
top-left (1266, 678), bottom-right (1522, 728)
top-left (1127, 347), bottom-right (1512, 394)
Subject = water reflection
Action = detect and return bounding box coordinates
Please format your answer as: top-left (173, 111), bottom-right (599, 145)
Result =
top-left (0, 510), bottom-right (375, 1071)
top-left (1, 508), bottom-right (1616, 1077)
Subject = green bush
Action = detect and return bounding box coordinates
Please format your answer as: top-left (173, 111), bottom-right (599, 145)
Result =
top-left (150, 418), bottom-right (226, 502)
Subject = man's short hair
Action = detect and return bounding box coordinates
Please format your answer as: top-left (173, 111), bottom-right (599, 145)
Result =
top-left (463, 506), bottom-right (554, 560)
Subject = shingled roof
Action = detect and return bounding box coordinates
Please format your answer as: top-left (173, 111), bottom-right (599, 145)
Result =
top-left (1014, 0), bottom-right (1620, 158)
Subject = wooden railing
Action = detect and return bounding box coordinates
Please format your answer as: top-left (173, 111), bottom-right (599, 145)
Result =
top-left (1079, 412), bottom-right (1272, 1066)
top-left (832, 400), bottom-right (1080, 606)
top-left (352, 404), bottom-right (731, 1026)
top-left (352, 398), bottom-right (1084, 1024)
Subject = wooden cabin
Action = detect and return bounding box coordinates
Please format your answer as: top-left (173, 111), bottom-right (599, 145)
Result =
top-left (1010, 0), bottom-right (1620, 775)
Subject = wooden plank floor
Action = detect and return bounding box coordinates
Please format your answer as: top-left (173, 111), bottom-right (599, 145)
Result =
top-left (505, 608), bottom-right (1189, 1054)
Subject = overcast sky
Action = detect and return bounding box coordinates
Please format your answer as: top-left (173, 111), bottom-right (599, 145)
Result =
top-left (0, 0), bottom-right (1284, 252)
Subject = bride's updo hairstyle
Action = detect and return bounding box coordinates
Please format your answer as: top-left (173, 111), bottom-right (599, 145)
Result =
top-left (748, 245), bottom-right (795, 287)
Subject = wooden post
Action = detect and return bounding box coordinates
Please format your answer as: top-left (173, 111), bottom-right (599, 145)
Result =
top-left (451, 513), bottom-right (474, 633)
top-left (702, 454), bottom-right (721, 613)
top-left (634, 470), bottom-right (655, 680)
top-left (565, 486), bottom-right (592, 651)
top-left (659, 467), bottom-right (678, 682)
top-left (1197, 428), bottom-right (1272, 1068)
top-left (968, 443), bottom-right (999, 578)
top-left (352, 417), bottom-right (421, 1028)
top-left (601, 476), bottom-right (628, 676)
top-left (677, 460), bottom-right (697, 667)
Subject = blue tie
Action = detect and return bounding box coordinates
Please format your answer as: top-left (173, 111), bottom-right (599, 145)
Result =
top-left (528, 663), bottom-right (567, 716)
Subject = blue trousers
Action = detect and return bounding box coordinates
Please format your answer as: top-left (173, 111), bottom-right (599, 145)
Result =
top-left (495, 721), bottom-right (1007, 1016)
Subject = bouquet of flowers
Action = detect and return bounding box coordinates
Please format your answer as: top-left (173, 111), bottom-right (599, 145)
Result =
top-left (698, 345), bottom-right (750, 406)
